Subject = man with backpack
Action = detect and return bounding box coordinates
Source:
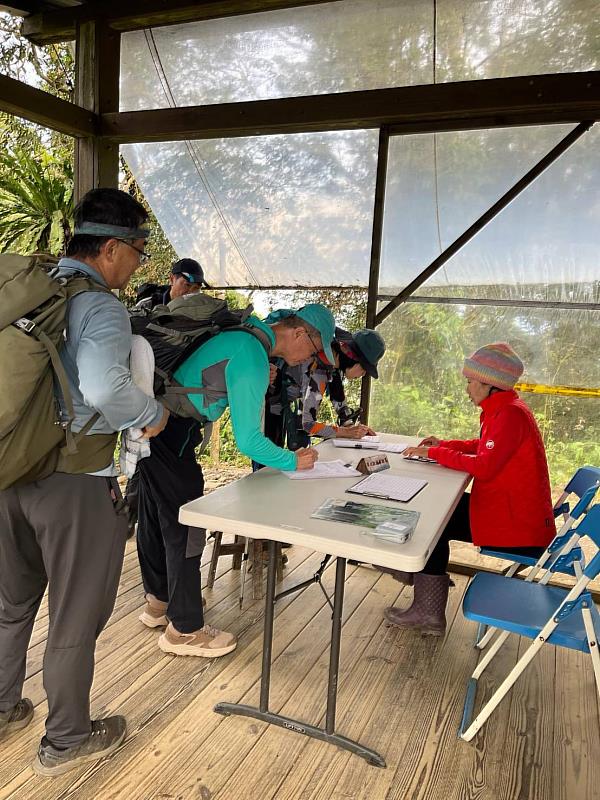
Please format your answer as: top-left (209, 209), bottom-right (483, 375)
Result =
top-left (134, 257), bottom-right (209, 308)
top-left (135, 302), bottom-right (334, 659)
top-left (0, 188), bottom-right (169, 776)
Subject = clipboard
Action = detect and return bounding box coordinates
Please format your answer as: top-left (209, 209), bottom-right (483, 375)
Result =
top-left (345, 473), bottom-right (428, 503)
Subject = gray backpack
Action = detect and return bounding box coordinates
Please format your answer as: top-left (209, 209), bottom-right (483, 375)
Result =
top-left (129, 292), bottom-right (272, 422)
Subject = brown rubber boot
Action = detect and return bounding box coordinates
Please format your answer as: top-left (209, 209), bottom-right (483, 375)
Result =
top-left (384, 573), bottom-right (450, 636)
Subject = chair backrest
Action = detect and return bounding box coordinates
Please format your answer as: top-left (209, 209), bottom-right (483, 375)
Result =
top-left (564, 466), bottom-right (600, 501)
top-left (554, 465), bottom-right (600, 522)
top-left (571, 504), bottom-right (600, 580)
top-left (569, 483), bottom-right (600, 520)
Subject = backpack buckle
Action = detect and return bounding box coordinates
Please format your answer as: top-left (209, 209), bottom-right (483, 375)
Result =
top-left (14, 317), bottom-right (36, 334)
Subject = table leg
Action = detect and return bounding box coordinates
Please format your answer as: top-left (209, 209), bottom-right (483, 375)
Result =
top-left (325, 557), bottom-right (345, 735)
top-left (260, 539), bottom-right (278, 712)
top-left (214, 545), bottom-right (386, 767)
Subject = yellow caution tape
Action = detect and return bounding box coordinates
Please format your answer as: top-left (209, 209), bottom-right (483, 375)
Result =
top-left (515, 382), bottom-right (600, 398)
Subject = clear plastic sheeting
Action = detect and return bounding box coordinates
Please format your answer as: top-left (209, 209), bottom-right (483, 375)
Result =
top-left (122, 130), bottom-right (378, 287)
top-left (119, 0), bottom-right (599, 112)
top-left (436, 0), bottom-right (599, 82)
top-left (368, 300), bottom-right (600, 486)
top-left (119, 1), bottom-right (433, 111)
top-left (379, 124), bottom-right (600, 298)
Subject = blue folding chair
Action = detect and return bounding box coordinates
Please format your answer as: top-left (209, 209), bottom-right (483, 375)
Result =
top-left (459, 503), bottom-right (600, 742)
top-left (475, 466), bottom-right (600, 648)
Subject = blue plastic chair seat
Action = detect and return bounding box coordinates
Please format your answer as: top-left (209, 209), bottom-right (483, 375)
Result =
top-left (463, 572), bottom-right (600, 653)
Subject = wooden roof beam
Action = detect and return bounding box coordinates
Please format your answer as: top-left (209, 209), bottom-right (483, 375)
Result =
top-left (0, 2), bottom-right (54, 14)
top-left (22, 0), bottom-right (339, 44)
top-left (0, 73), bottom-right (98, 136)
top-left (100, 71), bottom-right (600, 144)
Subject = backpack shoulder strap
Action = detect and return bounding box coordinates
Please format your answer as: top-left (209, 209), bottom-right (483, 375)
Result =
top-left (64, 273), bottom-right (115, 301)
top-left (243, 323), bottom-right (273, 357)
top-left (59, 273), bottom-right (114, 446)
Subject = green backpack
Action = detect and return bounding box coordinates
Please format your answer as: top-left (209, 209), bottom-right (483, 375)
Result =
top-left (0, 253), bottom-right (117, 490)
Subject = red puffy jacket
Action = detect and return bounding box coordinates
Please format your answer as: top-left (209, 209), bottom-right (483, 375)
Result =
top-left (428, 390), bottom-right (554, 548)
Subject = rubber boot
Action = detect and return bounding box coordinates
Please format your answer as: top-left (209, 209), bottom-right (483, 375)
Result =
top-left (375, 565), bottom-right (414, 585)
top-left (384, 573), bottom-right (450, 636)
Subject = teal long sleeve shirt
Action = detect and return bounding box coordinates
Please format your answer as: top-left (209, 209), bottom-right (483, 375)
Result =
top-left (174, 317), bottom-right (297, 471)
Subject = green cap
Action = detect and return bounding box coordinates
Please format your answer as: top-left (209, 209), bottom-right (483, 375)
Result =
top-left (264, 303), bottom-right (336, 364)
top-left (352, 329), bottom-right (386, 378)
top-left (296, 304), bottom-right (336, 365)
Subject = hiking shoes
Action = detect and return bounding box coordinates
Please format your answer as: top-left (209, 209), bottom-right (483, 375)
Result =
top-left (158, 622), bottom-right (237, 658)
top-left (0, 698), bottom-right (33, 741)
top-left (139, 594), bottom-right (207, 629)
top-left (138, 594), bottom-right (168, 628)
top-left (31, 715), bottom-right (127, 777)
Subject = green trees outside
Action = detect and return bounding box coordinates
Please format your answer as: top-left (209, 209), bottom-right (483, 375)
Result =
top-left (0, 12), bottom-right (177, 280)
top-left (0, 145), bottom-right (73, 253)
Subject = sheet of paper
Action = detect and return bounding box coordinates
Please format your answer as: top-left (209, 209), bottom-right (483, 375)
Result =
top-left (377, 443), bottom-right (408, 454)
top-left (283, 460), bottom-right (362, 480)
top-left (346, 472), bottom-right (427, 502)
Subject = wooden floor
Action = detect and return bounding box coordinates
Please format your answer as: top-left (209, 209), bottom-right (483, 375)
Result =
top-left (1, 538), bottom-right (599, 800)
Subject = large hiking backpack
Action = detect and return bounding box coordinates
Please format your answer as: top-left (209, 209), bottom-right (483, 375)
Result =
top-left (0, 254), bottom-right (115, 490)
top-left (129, 292), bottom-right (272, 422)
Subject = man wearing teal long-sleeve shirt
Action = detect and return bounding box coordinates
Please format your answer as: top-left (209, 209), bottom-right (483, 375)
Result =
top-left (138, 304), bottom-right (336, 660)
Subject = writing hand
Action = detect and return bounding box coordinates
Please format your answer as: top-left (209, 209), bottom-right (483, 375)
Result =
top-left (295, 447), bottom-right (319, 470)
top-left (336, 424), bottom-right (373, 440)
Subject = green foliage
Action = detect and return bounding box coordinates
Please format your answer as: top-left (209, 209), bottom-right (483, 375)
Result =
top-left (199, 410), bottom-right (251, 469)
top-left (0, 144), bottom-right (73, 255)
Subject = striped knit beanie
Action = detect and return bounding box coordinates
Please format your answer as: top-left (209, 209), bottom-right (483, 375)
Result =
top-left (462, 342), bottom-right (524, 390)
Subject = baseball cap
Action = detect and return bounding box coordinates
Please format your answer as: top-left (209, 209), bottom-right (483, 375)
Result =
top-left (295, 304), bottom-right (336, 366)
top-left (351, 329), bottom-right (386, 379)
top-left (171, 258), bottom-right (210, 287)
top-left (335, 327), bottom-right (385, 378)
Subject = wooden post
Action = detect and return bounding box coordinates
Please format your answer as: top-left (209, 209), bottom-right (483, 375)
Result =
top-left (74, 20), bottom-right (120, 198)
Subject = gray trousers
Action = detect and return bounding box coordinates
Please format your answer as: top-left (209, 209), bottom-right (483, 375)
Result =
top-left (0, 472), bottom-right (127, 748)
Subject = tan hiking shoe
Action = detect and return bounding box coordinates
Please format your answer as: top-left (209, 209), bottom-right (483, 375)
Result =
top-left (139, 595), bottom-right (207, 628)
top-left (138, 594), bottom-right (168, 628)
top-left (158, 622), bottom-right (237, 658)
top-left (32, 715), bottom-right (126, 777)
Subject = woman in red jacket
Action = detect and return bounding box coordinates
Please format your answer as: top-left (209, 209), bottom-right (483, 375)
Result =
top-left (384, 342), bottom-right (554, 636)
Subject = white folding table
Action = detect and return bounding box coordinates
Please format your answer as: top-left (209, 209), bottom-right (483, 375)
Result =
top-left (180, 434), bottom-right (470, 767)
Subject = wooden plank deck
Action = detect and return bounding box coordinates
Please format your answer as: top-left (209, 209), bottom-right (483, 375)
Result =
top-left (1, 538), bottom-right (598, 800)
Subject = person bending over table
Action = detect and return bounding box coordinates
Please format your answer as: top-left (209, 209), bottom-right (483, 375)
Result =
top-left (384, 342), bottom-right (554, 636)
top-left (262, 326), bottom-right (386, 453)
top-left (136, 304), bottom-right (335, 660)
